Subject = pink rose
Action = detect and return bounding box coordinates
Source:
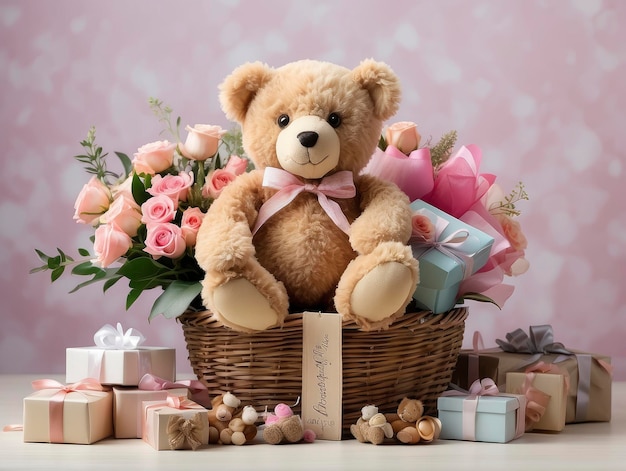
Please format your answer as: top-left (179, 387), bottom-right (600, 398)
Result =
top-left (410, 213), bottom-right (435, 243)
top-left (223, 155), bottom-right (248, 176)
top-left (180, 124), bottom-right (226, 161)
top-left (202, 169), bottom-right (237, 199)
top-left (132, 140), bottom-right (176, 175)
top-left (422, 145), bottom-right (495, 218)
top-left (73, 176), bottom-right (111, 225)
top-left (362, 147), bottom-right (434, 202)
top-left (93, 223), bottom-right (132, 267)
top-left (385, 121), bottom-right (421, 155)
top-left (147, 172), bottom-right (194, 203)
top-left (180, 207), bottom-right (205, 247)
top-left (141, 194), bottom-right (177, 225)
top-left (100, 193), bottom-right (142, 237)
top-left (143, 223), bottom-right (186, 260)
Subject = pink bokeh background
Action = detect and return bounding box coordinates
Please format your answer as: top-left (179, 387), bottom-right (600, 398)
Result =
top-left (1, 0), bottom-right (625, 380)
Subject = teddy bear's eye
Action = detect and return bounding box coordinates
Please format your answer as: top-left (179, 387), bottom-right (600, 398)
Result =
top-left (277, 114), bottom-right (290, 128)
top-left (327, 112), bottom-right (341, 128)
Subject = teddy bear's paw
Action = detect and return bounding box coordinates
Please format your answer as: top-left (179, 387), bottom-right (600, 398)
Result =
top-left (350, 262), bottom-right (415, 323)
top-left (229, 431), bottom-right (247, 446)
top-left (213, 278), bottom-right (282, 331)
top-left (350, 424), bottom-right (366, 442)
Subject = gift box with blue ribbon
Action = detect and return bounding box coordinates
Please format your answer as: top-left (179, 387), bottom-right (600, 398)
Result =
top-left (409, 200), bottom-right (494, 313)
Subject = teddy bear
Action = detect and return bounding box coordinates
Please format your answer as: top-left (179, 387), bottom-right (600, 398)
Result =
top-left (384, 397), bottom-right (441, 444)
top-left (262, 403), bottom-right (315, 445)
top-left (207, 392), bottom-right (258, 445)
top-left (194, 59), bottom-right (419, 333)
top-left (350, 405), bottom-right (394, 445)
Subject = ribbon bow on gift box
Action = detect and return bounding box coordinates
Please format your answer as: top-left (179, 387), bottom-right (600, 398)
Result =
top-left (496, 325), bottom-right (612, 422)
top-left (167, 412), bottom-right (207, 450)
top-left (411, 207), bottom-right (477, 279)
top-left (93, 322), bottom-right (145, 349)
top-left (138, 374), bottom-right (211, 408)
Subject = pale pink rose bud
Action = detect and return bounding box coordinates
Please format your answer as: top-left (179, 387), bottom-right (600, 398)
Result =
top-left (132, 140), bottom-right (176, 175)
top-left (180, 207), bottom-right (205, 247)
top-left (180, 124), bottom-right (227, 161)
top-left (93, 223), bottom-right (132, 267)
top-left (223, 155), bottom-right (248, 176)
top-left (147, 172), bottom-right (194, 203)
top-left (202, 169), bottom-right (237, 199)
top-left (73, 176), bottom-right (112, 225)
top-left (101, 193), bottom-right (142, 237)
top-left (385, 121), bottom-right (421, 155)
top-left (410, 213), bottom-right (435, 243)
top-left (110, 174), bottom-right (134, 200)
top-left (497, 214), bottom-right (528, 251)
top-left (143, 223), bottom-right (186, 260)
top-left (141, 194), bottom-right (176, 225)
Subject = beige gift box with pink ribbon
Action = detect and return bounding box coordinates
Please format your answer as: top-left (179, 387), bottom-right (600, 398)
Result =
top-left (23, 378), bottom-right (113, 444)
top-left (142, 396), bottom-right (209, 450)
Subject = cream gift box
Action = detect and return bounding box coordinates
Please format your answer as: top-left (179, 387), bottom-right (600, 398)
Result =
top-left (437, 380), bottom-right (525, 443)
top-left (66, 323), bottom-right (175, 386)
top-left (113, 386), bottom-right (189, 438)
top-left (142, 396), bottom-right (209, 450)
top-left (66, 346), bottom-right (176, 386)
top-left (505, 370), bottom-right (568, 432)
top-left (23, 379), bottom-right (113, 444)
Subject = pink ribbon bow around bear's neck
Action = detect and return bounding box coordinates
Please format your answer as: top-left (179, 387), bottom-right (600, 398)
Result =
top-left (252, 167), bottom-right (356, 235)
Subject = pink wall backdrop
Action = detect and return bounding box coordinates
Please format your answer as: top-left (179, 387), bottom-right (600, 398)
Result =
top-left (2, 0), bottom-right (625, 380)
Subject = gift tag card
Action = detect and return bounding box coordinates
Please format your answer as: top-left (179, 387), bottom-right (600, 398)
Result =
top-left (301, 312), bottom-right (343, 440)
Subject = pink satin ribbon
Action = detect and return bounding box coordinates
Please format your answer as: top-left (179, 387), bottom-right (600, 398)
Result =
top-left (442, 378), bottom-right (525, 441)
top-left (138, 374), bottom-right (211, 408)
top-left (519, 362), bottom-right (569, 430)
top-left (252, 167), bottom-right (356, 235)
top-left (31, 378), bottom-right (107, 443)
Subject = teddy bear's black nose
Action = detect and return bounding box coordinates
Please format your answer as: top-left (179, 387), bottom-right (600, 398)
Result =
top-left (297, 131), bottom-right (319, 148)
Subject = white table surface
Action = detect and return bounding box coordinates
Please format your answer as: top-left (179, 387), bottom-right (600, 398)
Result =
top-left (0, 374), bottom-right (623, 471)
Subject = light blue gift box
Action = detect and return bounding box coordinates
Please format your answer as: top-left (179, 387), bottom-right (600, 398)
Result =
top-left (437, 394), bottom-right (525, 443)
top-left (409, 200), bottom-right (494, 313)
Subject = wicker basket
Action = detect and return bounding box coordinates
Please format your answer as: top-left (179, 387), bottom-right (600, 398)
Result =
top-left (179, 306), bottom-right (467, 437)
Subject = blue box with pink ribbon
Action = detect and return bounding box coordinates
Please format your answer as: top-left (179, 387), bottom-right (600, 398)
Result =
top-left (409, 200), bottom-right (494, 313)
top-left (437, 379), bottom-right (526, 443)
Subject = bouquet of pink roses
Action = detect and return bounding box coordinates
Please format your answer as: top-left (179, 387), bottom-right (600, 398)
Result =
top-left (364, 121), bottom-right (529, 309)
top-left (32, 99), bottom-right (250, 320)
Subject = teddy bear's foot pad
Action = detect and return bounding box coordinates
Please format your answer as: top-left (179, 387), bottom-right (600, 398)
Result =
top-left (350, 262), bottom-right (414, 322)
top-left (213, 278), bottom-right (280, 331)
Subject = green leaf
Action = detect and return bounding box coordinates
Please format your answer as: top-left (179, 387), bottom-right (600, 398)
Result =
top-left (126, 288), bottom-right (143, 309)
top-left (68, 268), bottom-right (120, 293)
top-left (115, 152), bottom-right (133, 179)
top-left (117, 257), bottom-right (169, 280)
top-left (149, 281), bottom-right (202, 320)
top-left (71, 261), bottom-right (103, 276)
top-left (51, 266), bottom-right (65, 282)
top-left (78, 248), bottom-right (91, 257)
top-left (131, 173), bottom-right (150, 206)
top-left (103, 276), bottom-right (122, 292)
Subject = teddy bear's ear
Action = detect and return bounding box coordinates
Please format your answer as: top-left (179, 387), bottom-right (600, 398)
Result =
top-left (219, 61), bottom-right (274, 123)
top-left (351, 59), bottom-right (401, 122)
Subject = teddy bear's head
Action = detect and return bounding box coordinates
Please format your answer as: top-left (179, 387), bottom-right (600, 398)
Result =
top-left (396, 397), bottom-right (424, 423)
top-left (219, 59), bottom-right (401, 179)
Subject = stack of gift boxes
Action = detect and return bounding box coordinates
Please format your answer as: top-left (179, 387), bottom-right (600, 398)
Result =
top-left (435, 326), bottom-right (612, 443)
top-left (21, 323), bottom-right (211, 450)
top-left (407, 200), bottom-right (612, 444)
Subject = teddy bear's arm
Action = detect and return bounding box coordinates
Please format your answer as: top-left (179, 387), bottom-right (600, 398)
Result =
top-left (194, 171), bottom-right (264, 273)
top-left (349, 174), bottom-right (413, 254)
